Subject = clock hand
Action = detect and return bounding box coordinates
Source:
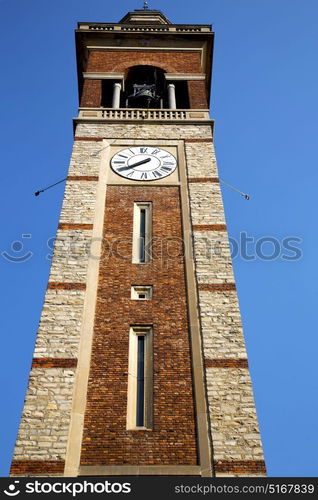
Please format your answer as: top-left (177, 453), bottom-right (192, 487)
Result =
top-left (130, 157), bottom-right (152, 168)
top-left (117, 157), bottom-right (151, 171)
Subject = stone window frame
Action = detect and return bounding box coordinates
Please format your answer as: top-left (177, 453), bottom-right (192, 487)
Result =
top-left (132, 202), bottom-right (152, 263)
top-left (126, 325), bottom-right (153, 431)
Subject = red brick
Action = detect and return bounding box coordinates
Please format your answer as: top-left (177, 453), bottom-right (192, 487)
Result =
top-left (80, 79), bottom-right (102, 107)
top-left (58, 223), bottom-right (93, 230)
top-left (80, 185), bottom-right (198, 466)
top-left (205, 359), bottom-right (249, 368)
top-left (192, 225), bottom-right (226, 231)
top-left (32, 358), bottom-right (78, 368)
top-left (47, 282), bottom-right (86, 290)
top-left (10, 461), bottom-right (65, 474)
top-left (199, 283), bottom-right (236, 291)
top-left (67, 176), bottom-right (99, 181)
top-left (214, 460), bottom-right (266, 475)
top-left (184, 139), bottom-right (213, 143)
top-left (87, 50), bottom-right (202, 74)
top-left (188, 177), bottom-right (219, 183)
top-left (188, 81), bottom-right (208, 109)
top-left (74, 137), bottom-right (103, 142)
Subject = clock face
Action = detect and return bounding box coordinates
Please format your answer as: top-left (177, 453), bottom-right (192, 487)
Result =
top-left (110, 146), bottom-right (177, 181)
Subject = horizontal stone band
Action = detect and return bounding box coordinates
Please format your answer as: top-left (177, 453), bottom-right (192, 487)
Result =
top-left (58, 223), bottom-right (94, 230)
top-left (32, 358), bottom-right (78, 368)
top-left (188, 177), bottom-right (219, 183)
top-left (67, 176), bottom-right (99, 181)
top-left (198, 283), bottom-right (236, 291)
top-left (47, 282), bottom-right (86, 290)
top-left (79, 465), bottom-right (201, 476)
top-left (10, 460), bottom-right (65, 475)
top-left (214, 460), bottom-right (266, 475)
top-left (193, 224), bottom-right (226, 231)
top-left (205, 358), bottom-right (248, 368)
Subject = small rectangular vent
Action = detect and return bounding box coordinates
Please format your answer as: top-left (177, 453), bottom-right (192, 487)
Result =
top-left (131, 286), bottom-right (153, 300)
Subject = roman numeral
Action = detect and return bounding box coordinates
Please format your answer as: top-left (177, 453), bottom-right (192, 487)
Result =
top-left (160, 155), bottom-right (170, 159)
top-left (141, 172), bottom-right (148, 180)
top-left (163, 162), bottom-right (174, 165)
top-left (140, 147), bottom-right (148, 154)
top-left (152, 171), bottom-right (162, 178)
top-left (151, 149), bottom-right (160, 155)
top-left (160, 166), bottom-right (172, 173)
top-left (113, 161), bottom-right (126, 164)
top-left (129, 149), bottom-right (135, 155)
top-left (118, 154), bottom-right (128, 158)
top-left (126, 171), bottom-right (134, 178)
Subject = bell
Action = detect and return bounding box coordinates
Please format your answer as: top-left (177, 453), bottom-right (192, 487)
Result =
top-left (137, 88), bottom-right (153, 98)
top-left (127, 83), bottom-right (160, 108)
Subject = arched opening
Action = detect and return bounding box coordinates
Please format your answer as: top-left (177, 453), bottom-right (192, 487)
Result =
top-left (100, 65), bottom-right (191, 109)
top-left (124, 65), bottom-right (166, 109)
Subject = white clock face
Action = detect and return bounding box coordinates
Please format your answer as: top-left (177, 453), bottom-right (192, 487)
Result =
top-left (111, 146), bottom-right (177, 181)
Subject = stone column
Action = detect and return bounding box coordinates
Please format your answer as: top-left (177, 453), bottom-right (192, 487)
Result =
top-left (167, 83), bottom-right (176, 109)
top-left (112, 82), bottom-right (121, 108)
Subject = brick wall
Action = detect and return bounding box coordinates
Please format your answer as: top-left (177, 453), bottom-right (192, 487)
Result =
top-left (80, 79), bottom-right (102, 107)
top-left (80, 50), bottom-right (208, 109)
top-left (80, 185), bottom-right (198, 466)
top-left (188, 81), bottom-right (209, 109)
top-left (87, 50), bottom-right (202, 74)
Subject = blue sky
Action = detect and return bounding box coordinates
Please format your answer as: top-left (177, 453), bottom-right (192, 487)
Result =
top-left (0, 0), bottom-right (317, 477)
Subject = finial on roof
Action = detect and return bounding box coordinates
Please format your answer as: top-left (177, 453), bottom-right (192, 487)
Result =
top-left (143, 1), bottom-right (149, 9)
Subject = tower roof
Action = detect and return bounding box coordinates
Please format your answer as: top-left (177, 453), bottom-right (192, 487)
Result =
top-left (119, 9), bottom-right (172, 25)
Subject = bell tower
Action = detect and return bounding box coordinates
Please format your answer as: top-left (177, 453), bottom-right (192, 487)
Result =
top-left (10, 8), bottom-right (266, 478)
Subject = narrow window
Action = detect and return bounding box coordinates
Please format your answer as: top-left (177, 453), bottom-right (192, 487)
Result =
top-left (136, 335), bottom-right (145, 427)
top-left (127, 326), bottom-right (153, 430)
top-left (132, 203), bottom-right (152, 263)
top-left (139, 208), bottom-right (146, 262)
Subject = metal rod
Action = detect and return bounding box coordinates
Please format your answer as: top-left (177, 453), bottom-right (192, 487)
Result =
top-left (34, 177), bottom-right (67, 196)
top-left (219, 178), bottom-right (250, 200)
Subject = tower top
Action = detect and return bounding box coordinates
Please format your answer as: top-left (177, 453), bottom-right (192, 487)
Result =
top-left (76, 10), bottom-right (214, 105)
top-left (119, 8), bottom-right (172, 25)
